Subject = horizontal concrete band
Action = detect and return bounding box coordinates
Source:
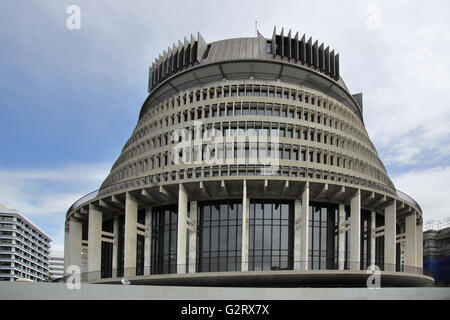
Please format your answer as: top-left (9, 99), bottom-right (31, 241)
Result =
top-left (66, 179), bottom-right (421, 222)
top-left (86, 269), bottom-right (434, 287)
top-left (1, 282), bottom-right (447, 300)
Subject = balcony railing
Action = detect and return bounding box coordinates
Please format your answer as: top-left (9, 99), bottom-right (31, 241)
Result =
top-left (396, 189), bottom-right (422, 215)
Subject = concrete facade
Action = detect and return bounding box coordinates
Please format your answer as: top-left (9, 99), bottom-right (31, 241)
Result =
top-left (63, 27), bottom-right (429, 287)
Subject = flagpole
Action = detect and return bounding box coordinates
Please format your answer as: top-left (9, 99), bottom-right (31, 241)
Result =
top-left (255, 21), bottom-right (257, 38)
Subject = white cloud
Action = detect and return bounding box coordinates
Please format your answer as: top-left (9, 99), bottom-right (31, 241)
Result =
top-left (346, 1), bottom-right (450, 169)
top-left (0, 163), bottom-right (110, 248)
top-left (392, 166), bottom-right (450, 223)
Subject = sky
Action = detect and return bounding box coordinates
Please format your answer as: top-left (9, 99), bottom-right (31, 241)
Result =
top-left (0, 0), bottom-right (449, 251)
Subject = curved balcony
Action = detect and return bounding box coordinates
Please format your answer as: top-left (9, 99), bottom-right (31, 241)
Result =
top-left (66, 174), bottom-right (422, 218)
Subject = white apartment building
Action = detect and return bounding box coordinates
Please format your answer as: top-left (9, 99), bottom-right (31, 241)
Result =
top-left (49, 250), bottom-right (64, 280)
top-left (0, 203), bottom-right (52, 282)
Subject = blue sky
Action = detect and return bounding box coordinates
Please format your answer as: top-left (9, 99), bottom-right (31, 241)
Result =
top-left (1, 0), bottom-right (449, 251)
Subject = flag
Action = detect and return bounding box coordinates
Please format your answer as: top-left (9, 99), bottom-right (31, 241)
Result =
top-left (257, 30), bottom-right (264, 39)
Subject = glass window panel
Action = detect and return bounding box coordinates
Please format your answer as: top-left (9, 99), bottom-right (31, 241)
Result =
top-left (237, 225), bottom-right (242, 249)
top-left (273, 203), bottom-right (280, 220)
top-left (264, 203), bottom-right (271, 219)
top-left (211, 225), bottom-right (219, 252)
top-left (203, 205), bottom-right (210, 221)
top-left (228, 225), bottom-right (236, 250)
top-left (313, 226), bottom-right (320, 251)
top-left (229, 203), bottom-right (236, 220)
top-left (220, 203), bottom-right (228, 220)
top-left (281, 226), bottom-right (289, 249)
top-left (220, 225), bottom-right (227, 251)
top-left (256, 203), bottom-right (263, 220)
top-left (264, 225), bottom-right (271, 249)
top-left (281, 204), bottom-right (289, 220)
top-left (202, 227), bottom-right (210, 251)
top-left (255, 226), bottom-right (262, 250)
top-left (272, 225), bottom-right (280, 250)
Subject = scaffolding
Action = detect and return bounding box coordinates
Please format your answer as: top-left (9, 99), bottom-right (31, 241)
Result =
top-left (424, 218), bottom-right (450, 231)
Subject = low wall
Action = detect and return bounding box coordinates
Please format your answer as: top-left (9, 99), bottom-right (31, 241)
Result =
top-left (0, 282), bottom-right (449, 300)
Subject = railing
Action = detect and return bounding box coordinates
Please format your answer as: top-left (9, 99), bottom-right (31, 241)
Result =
top-left (396, 189), bottom-right (422, 215)
top-left (54, 261), bottom-right (434, 285)
top-left (66, 189), bottom-right (99, 215)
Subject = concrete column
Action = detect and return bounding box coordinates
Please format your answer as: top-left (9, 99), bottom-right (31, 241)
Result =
top-left (299, 182), bottom-right (309, 271)
top-left (68, 218), bottom-right (83, 269)
top-left (124, 192), bottom-right (138, 277)
top-left (338, 204), bottom-right (346, 270)
top-left (416, 221), bottom-right (423, 269)
top-left (293, 200), bottom-right (302, 270)
top-left (405, 212), bottom-right (417, 270)
top-left (241, 180), bottom-right (249, 271)
top-left (144, 207), bottom-right (152, 275)
top-left (350, 189), bottom-right (361, 271)
top-left (189, 201), bottom-right (197, 273)
top-left (370, 211), bottom-right (376, 267)
top-left (384, 200), bottom-right (396, 272)
top-left (64, 227), bottom-right (70, 274)
top-left (177, 184), bottom-right (188, 274)
top-left (112, 216), bottom-right (118, 277)
top-left (87, 204), bottom-right (102, 278)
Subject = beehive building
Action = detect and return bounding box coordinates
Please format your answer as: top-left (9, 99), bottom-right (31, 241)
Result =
top-left (64, 27), bottom-right (432, 286)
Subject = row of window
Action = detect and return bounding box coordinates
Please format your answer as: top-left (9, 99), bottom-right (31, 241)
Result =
top-left (118, 121), bottom-right (377, 168)
top-left (140, 82), bottom-right (361, 137)
top-left (0, 244), bottom-right (49, 269)
top-left (109, 124), bottom-right (386, 189)
top-left (10, 238), bottom-right (49, 265)
top-left (107, 142), bottom-right (387, 189)
top-left (0, 216), bottom-right (50, 248)
top-left (132, 98), bottom-right (367, 158)
top-left (14, 228), bottom-right (50, 255)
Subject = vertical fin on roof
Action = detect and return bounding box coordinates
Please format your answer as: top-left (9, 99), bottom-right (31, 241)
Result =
top-left (306, 37), bottom-right (313, 66)
top-left (299, 34), bottom-right (306, 63)
top-left (293, 31), bottom-right (299, 61)
top-left (330, 49), bottom-right (335, 78)
top-left (148, 33), bottom-right (209, 92)
top-left (334, 53), bottom-right (340, 80)
top-left (318, 43), bottom-right (324, 71)
top-left (312, 40), bottom-right (319, 68)
top-left (324, 46), bottom-right (330, 74)
top-left (286, 29), bottom-right (292, 59)
top-left (197, 32), bottom-right (207, 61)
top-left (271, 26), bottom-right (277, 56)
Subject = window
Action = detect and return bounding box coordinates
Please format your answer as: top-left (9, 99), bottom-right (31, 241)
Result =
top-left (151, 206), bottom-right (178, 275)
top-left (249, 201), bottom-right (293, 271)
top-left (308, 203), bottom-right (339, 270)
top-left (197, 202), bottom-right (242, 272)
